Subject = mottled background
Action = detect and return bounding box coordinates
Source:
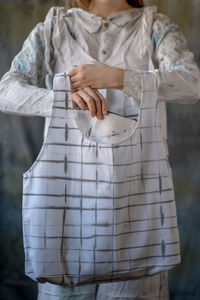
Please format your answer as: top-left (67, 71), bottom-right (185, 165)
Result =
top-left (0, 0), bottom-right (200, 299)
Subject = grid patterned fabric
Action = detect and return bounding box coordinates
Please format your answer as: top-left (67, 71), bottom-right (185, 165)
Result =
top-left (22, 71), bottom-right (181, 287)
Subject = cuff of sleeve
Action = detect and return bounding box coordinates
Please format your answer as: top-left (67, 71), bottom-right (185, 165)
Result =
top-left (123, 69), bottom-right (142, 100)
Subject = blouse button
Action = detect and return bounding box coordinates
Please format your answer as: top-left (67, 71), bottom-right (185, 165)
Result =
top-left (104, 22), bottom-right (109, 28)
top-left (101, 50), bottom-right (107, 55)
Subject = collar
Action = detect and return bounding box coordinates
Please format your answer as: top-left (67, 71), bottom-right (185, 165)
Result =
top-left (66, 7), bottom-right (142, 33)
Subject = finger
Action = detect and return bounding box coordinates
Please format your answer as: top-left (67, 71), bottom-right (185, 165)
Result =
top-left (72, 100), bottom-right (78, 109)
top-left (76, 90), bottom-right (96, 118)
top-left (71, 88), bottom-right (78, 93)
top-left (95, 90), bottom-right (108, 115)
top-left (70, 74), bottom-right (80, 90)
top-left (69, 66), bottom-right (79, 77)
top-left (70, 73), bottom-right (79, 83)
top-left (83, 87), bottom-right (103, 120)
top-left (71, 93), bottom-right (87, 111)
top-left (70, 77), bottom-right (86, 91)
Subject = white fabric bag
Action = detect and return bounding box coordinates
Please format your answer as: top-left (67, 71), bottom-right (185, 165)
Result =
top-left (22, 71), bottom-right (181, 287)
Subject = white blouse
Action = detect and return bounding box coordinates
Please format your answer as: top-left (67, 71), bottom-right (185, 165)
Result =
top-left (0, 5), bottom-right (200, 133)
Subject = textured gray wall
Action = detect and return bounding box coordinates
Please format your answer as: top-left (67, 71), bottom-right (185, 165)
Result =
top-left (0, 1), bottom-right (200, 299)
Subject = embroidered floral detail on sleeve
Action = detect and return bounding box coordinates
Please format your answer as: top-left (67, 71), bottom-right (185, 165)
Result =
top-left (152, 13), bottom-right (200, 80)
top-left (0, 22), bottom-right (54, 117)
top-left (10, 22), bottom-right (47, 86)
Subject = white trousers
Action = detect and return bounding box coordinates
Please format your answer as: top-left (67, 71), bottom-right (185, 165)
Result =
top-left (37, 271), bottom-right (170, 300)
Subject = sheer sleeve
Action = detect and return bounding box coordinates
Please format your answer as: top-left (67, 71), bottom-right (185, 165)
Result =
top-left (0, 22), bottom-right (54, 117)
top-left (123, 13), bottom-right (200, 104)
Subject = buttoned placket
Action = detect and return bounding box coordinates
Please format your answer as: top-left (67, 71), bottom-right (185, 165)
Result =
top-left (69, 8), bottom-right (137, 62)
top-left (101, 18), bottom-right (120, 61)
top-left (99, 20), bottom-right (110, 59)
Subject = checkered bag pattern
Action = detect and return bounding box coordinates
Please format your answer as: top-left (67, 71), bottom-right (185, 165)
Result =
top-left (22, 71), bottom-right (181, 287)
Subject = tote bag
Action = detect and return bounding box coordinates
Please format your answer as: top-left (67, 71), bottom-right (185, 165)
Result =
top-left (22, 71), bottom-right (181, 287)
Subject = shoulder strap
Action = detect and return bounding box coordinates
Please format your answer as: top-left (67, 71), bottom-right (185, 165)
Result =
top-left (44, 6), bottom-right (66, 76)
top-left (142, 6), bottom-right (168, 155)
top-left (142, 5), bottom-right (157, 70)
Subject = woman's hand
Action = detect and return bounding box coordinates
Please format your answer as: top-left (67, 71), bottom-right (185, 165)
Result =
top-left (71, 86), bottom-right (108, 120)
top-left (69, 61), bottom-right (124, 91)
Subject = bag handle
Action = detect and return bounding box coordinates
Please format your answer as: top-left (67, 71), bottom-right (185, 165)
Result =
top-left (53, 73), bottom-right (73, 110)
top-left (44, 6), bottom-right (66, 76)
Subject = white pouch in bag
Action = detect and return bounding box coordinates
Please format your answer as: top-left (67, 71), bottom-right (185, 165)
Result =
top-left (73, 109), bottom-right (137, 145)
